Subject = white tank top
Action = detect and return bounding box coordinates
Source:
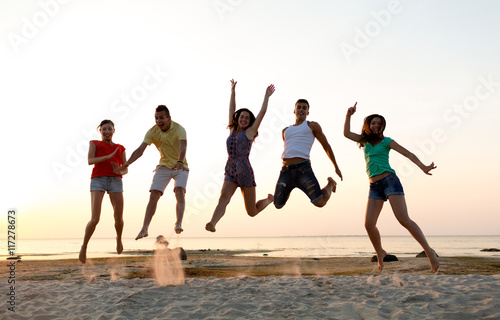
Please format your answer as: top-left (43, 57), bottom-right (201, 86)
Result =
top-left (282, 121), bottom-right (315, 159)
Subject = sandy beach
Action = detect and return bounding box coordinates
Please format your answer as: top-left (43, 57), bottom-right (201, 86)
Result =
top-left (2, 251), bottom-right (499, 319)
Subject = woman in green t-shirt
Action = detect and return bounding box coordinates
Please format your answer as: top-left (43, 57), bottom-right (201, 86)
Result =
top-left (344, 102), bottom-right (439, 273)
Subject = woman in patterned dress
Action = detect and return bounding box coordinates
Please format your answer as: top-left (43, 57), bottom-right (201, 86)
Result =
top-left (206, 79), bottom-right (275, 232)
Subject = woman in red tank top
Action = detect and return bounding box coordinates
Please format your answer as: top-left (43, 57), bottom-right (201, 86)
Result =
top-left (79, 120), bottom-right (127, 264)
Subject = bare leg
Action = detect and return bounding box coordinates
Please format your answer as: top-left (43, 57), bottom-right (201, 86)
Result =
top-left (314, 177), bottom-right (337, 208)
top-left (388, 195), bottom-right (439, 272)
top-left (241, 186), bottom-right (274, 217)
top-left (80, 191), bottom-right (105, 263)
top-left (364, 198), bottom-right (387, 271)
top-left (206, 181), bottom-right (238, 232)
top-left (136, 190), bottom-right (162, 240)
top-left (109, 192), bottom-right (124, 254)
top-left (174, 187), bottom-right (186, 234)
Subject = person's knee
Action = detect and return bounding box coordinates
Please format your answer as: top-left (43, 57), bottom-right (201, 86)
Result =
top-left (246, 206), bottom-right (258, 217)
top-left (314, 200), bottom-right (326, 208)
top-left (89, 217), bottom-right (100, 226)
top-left (398, 217), bottom-right (413, 229)
top-left (174, 188), bottom-right (186, 201)
top-left (114, 215), bottom-right (124, 224)
top-left (364, 220), bottom-right (376, 231)
top-left (273, 199), bottom-right (285, 209)
top-left (150, 190), bottom-right (162, 201)
top-left (313, 197), bottom-right (327, 207)
top-left (218, 191), bottom-right (233, 205)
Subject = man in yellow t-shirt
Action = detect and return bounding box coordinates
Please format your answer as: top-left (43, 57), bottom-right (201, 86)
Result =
top-left (116, 105), bottom-right (188, 238)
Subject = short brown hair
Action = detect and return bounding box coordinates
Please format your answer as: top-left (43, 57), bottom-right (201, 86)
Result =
top-left (156, 105), bottom-right (170, 117)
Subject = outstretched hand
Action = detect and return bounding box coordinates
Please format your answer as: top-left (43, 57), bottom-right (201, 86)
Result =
top-left (423, 162), bottom-right (437, 175)
top-left (347, 102), bottom-right (357, 116)
top-left (112, 162), bottom-right (128, 175)
top-left (265, 84), bottom-right (275, 97)
top-left (336, 168), bottom-right (343, 181)
top-left (230, 79), bottom-right (237, 90)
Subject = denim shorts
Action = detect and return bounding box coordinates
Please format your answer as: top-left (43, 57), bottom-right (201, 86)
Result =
top-left (274, 160), bottom-right (323, 208)
top-left (369, 173), bottom-right (404, 201)
top-left (90, 176), bottom-right (123, 193)
top-left (150, 165), bottom-right (189, 195)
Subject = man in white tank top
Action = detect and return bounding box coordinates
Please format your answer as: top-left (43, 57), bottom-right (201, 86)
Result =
top-left (274, 99), bottom-right (343, 209)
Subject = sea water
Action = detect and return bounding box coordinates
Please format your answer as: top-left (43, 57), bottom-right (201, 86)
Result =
top-left (1, 235), bottom-right (499, 260)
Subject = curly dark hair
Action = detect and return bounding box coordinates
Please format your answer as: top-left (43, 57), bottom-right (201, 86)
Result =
top-left (228, 108), bottom-right (258, 138)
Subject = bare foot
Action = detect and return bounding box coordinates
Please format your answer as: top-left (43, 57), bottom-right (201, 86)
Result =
top-left (327, 177), bottom-right (337, 193)
top-left (376, 250), bottom-right (387, 272)
top-left (267, 194), bottom-right (274, 202)
top-left (79, 246), bottom-right (87, 264)
top-left (175, 223), bottom-right (183, 234)
top-left (205, 222), bottom-right (216, 232)
top-left (135, 228), bottom-right (148, 240)
top-left (427, 249), bottom-right (440, 272)
top-left (117, 238), bottom-right (123, 255)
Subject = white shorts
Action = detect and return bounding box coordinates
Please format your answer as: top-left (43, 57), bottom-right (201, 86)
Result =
top-left (150, 166), bottom-right (189, 194)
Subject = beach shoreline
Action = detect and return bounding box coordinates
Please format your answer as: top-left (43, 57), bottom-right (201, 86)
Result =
top-left (5, 250), bottom-right (499, 281)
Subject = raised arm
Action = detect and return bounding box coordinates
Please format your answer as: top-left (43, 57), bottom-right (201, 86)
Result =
top-left (246, 84), bottom-right (275, 139)
top-left (390, 140), bottom-right (437, 175)
top-left (343, 102), bottom-right (363, 142)
top-left (88, 142), bottom-right (118, 165)
top-left (309, 121), bottom-right (343, 181)
top-left (229, 79), bottom-right (237, 125)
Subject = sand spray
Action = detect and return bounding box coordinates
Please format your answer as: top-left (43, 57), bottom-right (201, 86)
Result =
top-left (154, 234), bottom-right (185, 286)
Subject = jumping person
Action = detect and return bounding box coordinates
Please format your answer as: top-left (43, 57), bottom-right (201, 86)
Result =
top-left (79, 120), bottom-right (126, 264)
top-left (273, 99), bottom-right (342, 209)
top-left (343, 102), bottom-right (439, 272)
top-left (205, 79), bottom-right (275, 232)
top-left (115, 105), bottom-right (188, 239)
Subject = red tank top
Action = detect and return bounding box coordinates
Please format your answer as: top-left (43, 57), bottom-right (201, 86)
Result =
top-left (90, 140), bottom-right (126, 179)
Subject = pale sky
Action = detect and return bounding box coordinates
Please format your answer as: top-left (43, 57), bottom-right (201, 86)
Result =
top-left (1, 0), bottom-right (499, 240)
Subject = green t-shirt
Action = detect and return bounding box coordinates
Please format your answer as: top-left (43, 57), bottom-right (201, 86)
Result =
top-left (363, 137), bottom-right (395, 178)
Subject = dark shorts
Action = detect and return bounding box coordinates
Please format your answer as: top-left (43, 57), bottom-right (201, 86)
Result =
top-left (369, 173), bottom-right (404, 201)
top-left (274, 160), bottom-right (323, 208)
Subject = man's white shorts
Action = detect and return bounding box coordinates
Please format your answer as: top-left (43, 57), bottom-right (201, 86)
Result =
top-left (150, 166), bottom-right (189, 194)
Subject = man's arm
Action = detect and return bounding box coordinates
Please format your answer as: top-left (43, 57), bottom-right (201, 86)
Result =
top-left (171, 139), bottom-right (188, 171)
top-left (309, 121), bottom-right (343, 180)
top-left (114, 142), bottom-right (148, 174)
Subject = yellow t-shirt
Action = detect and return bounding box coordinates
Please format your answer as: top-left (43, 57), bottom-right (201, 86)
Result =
top-left (143, 121), bottom-right (188, 169)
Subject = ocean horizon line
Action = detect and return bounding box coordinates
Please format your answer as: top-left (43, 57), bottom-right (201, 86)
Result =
top-left (5, 234), bottom-right (500, 241)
